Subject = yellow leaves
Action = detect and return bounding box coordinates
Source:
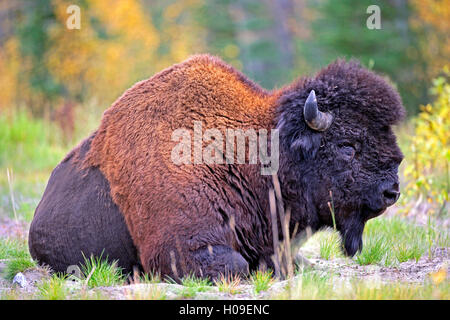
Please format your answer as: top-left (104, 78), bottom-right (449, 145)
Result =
top-left (402, 68), bottom-right (450, 211)
top-left (155, 1), bottom-right (205, 69)
top-left (411, 0), bottom-right (450, 34)
top-left (410, 0), bottom-right (450, 77)
top-left (0, 38), bottom-right (21, 109)
top-left (42, 0), bottom-right (164, 105)
top-left (430, 266), bottom-right (447, 286)
top-left (404, 164), bottom-right (416, 178)
top-left (0, 0), bottom-right (209, 109)
top-left (91, 0), bottom-right (159, 46)
top-left (420, 104), bottom-right (432, 114)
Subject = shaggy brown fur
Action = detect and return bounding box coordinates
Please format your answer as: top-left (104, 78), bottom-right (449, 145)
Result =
top-left (83, 55), bottom-right (281, 276)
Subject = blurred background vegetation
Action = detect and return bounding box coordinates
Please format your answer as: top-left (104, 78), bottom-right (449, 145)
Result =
top-left (1, 0), bottom-right (448, 115)
top-left (0, 0), bottom-right (448, 220)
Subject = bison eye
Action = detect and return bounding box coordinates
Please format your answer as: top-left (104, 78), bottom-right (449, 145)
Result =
top-left (339, 144), bottom-right (356, 160)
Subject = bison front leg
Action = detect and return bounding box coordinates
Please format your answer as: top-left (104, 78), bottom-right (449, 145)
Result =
top-left (191, 245), bottom-right (249, 280)
top-left (148, 244), bottom-right (249, 281)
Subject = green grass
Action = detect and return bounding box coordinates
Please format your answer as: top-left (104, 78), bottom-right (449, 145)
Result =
top-left (36, 274), bottom-right (69, 300)
top-left (2, 272), bottom-right (113, 300)
top-left (0, 112), bottom-right (66, 174)
top-left (79, 253), bottom-right (126, 288)
top-left (250, 270), bottom-right (274, 294)
top-left (175, 274), bottom-right (213, 298)
top-left (355, 216), bottom-right (449, 266)
top-left (214, 274), bottom-right (242, 295)
top-left (0, 237), bottom-right (36, 280)
top-left (5, 256), bottom-right (36, 280)
top-left (275, 268), bottom-right (449, 300)
top-left (282, 268), bottom-right (333, 299)
top-left (0, 168), bottom-right (51, 221)
top-left (0, 112), bottom-right (69, 222)
top-left (319, 229), bottom-right (343, 260)
top-left (356, 233), bottom-right (392, 266)
top-left (134, 271), bottom-right (162, 284)
top-left (303, 215), bottom-right (448, 267)
top-left (0, 237), bottom-right (28, 260)
top-left (180, 274), bottom-right (212, 288)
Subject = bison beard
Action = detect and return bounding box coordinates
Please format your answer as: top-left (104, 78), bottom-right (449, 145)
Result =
top-left (28, 55), bottom-right (405, 280)
top-left (340, 217), bottom-right (365, 256)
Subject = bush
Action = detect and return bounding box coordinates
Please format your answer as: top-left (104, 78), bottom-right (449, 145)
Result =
top-left (400, 67), bottom-right (450, 215)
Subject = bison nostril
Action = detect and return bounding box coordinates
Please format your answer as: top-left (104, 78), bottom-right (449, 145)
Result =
top-left (384, 190), bottom-right (396, 198)
top-left (383, 189), bottom-right (399, 203)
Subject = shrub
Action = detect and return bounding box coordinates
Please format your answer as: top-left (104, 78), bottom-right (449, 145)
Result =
top-left (400, 67), bottom-right (450, 215)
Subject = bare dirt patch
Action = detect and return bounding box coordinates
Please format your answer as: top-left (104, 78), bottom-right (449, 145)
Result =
top-left (0, 217), bottom-right (29, 240)
top-left (302, 247), bottom-right (448, 284)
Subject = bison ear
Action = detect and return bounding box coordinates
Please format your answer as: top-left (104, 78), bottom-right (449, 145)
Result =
top-left (290, 132), bottom-right (321, 160)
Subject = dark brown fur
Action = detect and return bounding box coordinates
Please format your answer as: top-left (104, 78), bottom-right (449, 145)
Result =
top-left (28, 134), bottom-right (140, 274)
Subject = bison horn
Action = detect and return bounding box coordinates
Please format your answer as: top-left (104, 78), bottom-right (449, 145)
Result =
top-left (303, 90), bottom-right (333, 131)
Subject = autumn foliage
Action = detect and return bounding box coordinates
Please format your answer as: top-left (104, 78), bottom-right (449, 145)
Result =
top-left (401, 67), bottom-right (450, 215)
top-left (0, 0), bottom-right (202, 114)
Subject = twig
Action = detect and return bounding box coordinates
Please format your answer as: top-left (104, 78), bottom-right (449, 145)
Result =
top-left (269, 189), bottom-right (281, 279)
top-left (272, 174), bottom-right (294, 279)
top-left (328, 190), bottom-right (336, 231)
top-left (83, 264), bottom-right (96, 289)
top-left (283, 207), bottom-right (294, 279)
top-left (6, 168), bottom-right (18, 222)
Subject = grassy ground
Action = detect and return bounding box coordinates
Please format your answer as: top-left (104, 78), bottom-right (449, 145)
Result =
top-left (0, 232), bottom-right (447, 300)
top-left (0, 112), bottom-right (448, 300)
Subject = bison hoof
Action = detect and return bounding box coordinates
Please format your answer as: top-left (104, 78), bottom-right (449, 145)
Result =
top-left (192, 245), bottom-right (249, 280)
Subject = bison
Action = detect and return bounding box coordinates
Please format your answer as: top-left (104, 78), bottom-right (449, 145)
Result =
top-left (29, 55), bottom-right (405, 280)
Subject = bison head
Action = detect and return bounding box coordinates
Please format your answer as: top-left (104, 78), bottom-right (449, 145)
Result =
top-left (277, 60), bottom-right (405, 256)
